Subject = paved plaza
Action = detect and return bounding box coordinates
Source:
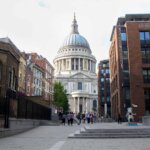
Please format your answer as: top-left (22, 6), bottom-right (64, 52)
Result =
top-left (0, 123), bottom-right (150, 150)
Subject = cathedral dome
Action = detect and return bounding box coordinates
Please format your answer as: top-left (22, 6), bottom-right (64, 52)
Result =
top-left (59, 14), bottom-right (91, 51)
top-left (62, 33), bottom-right (90, 49)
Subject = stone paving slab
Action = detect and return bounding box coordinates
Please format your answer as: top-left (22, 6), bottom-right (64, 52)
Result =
top-left (61, 138), bottom-right (150, 150)
top-left (0, 123), bottom-right (150, 150)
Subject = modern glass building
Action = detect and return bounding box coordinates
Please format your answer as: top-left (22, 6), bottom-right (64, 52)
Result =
top-left (98, 60), bottom-right (111, 117)
top-left (109, 14), bottom-right (150, 121)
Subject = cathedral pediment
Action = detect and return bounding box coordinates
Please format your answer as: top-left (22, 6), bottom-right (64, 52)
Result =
top-left (69, 72), bottom-right (92, 79)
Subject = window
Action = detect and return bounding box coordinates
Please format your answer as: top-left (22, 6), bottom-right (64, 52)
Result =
top-left (88, 60), bottom-right (90, 70)
top-left (107, 97), bottom-right (110, 102)
top-left (121, 33), bottom-right (127, 41)
top-left (144, 88), bottom-right (150, 113)
top-left (140, 32), bottom-right (145, 40)
top-left (80, 58), bottom-right (83, 70)
top-left (101, 78), bottom-right (104, 82)
top-left (103, 64), bottom-right (106, 68)
top-left (105, 69), bottom-right (110, 74)
top-left (141, 48), bottom-right (150, 64)
top-left (78, 82), bottom-right (82, 90)
top-left (106, 78), bottom-right (110, 83)
top-left (123, 59), bottom-right (129, 70)
top-left (140, 31), bottom-right (150, 44)
top-left (71, 58), bottom-right (74, 70)
top-left (122, 51), bottom-right (128, 59)
top-left (0, 62), bottom-right (2, 81)
top-left (145, 32), bottom-right (150, 40)
top-left (75, 58), bottom-right (78, 70)
top-left (143, 68), bottom-right (150, 83)
top-left (125, 88), bottom-right (130, 99)
top-left (93, 100), bottom-right (97, 108)
top-left (101, 97), bottom-right (104, 102)
top-left (101, 69), bottom-right (104, 75)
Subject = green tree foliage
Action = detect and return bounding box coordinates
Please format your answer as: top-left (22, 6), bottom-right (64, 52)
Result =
top-left (53, 81), bottom-right (69, 113)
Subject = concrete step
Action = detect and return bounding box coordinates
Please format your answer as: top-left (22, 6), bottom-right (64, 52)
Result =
top-left (68, 127), bottom-right (150, 139)
top-left (82, 129), bottom-right (150, 133)
top-left (69, 134), bottom-right (150, 138)
top-left (78, 132), bottom-right (150, 135)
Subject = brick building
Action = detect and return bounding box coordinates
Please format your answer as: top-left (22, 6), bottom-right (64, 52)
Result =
top-left (0, 37), bottom-right (20, 97)
top-left (25, 53), bottom-right (54, 105)
top-left (109, 14), bottom-right (150, 121)
top-left (98, 60), bottom-right (111, 117)
top-left (18, 53), bottom-right (26, 93)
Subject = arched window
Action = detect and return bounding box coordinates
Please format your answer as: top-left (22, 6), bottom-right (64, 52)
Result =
top-left (0, 62), bottom-right (2, 81)
top-left (93, 100), bottom-right (97, 111)
top-left (8, 67), bottom-right (15, 89)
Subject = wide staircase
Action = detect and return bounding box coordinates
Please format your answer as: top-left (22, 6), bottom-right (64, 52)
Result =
top-left (68, 123), bottom-right (150, 138)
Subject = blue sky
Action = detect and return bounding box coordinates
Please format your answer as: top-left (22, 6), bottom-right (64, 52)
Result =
top-left (0, 0), bottom-right (150, 67)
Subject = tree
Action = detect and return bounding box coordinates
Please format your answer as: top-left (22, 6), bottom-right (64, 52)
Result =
top-left (53, 81), bottom-right (69, 113)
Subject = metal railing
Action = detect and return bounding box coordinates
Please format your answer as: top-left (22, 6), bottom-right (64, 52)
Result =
top-left (0, 89), bottom-right (51, 128)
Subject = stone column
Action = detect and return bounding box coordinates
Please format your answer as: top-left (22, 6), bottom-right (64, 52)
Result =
top-left (79, 58), bottom-right (80, 71)
top-left (91, 61), bottom-right (92, 72)
top-left (74, 97), bottom-right (76, 113)
top-left (84, 97), bottom-right (86, 113)
top-left (74, 58), bottom-right (76, 70)
top-left (56, 61), bottom-right (58, 72)
top-left (90, 60), bottom-right (91, 71)
top-left (61, 60), bottom-right (63, 71)
top-left (69, 58), bottom-right (71, 70)
top-left (88, 98), bottom-right (91, 112)
top-left (83, 58), bottom-right (85, 70)
top-left (58, 60), bottom-right (60, 71)
top-left (63, 59), bottom-right (65, 70)
top-left (78, 97), bottom-right (80, 113)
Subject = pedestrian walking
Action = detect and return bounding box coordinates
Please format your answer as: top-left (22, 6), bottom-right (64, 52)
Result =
top-left (86, 112), bottom-right (90, 124)
top-left (118, 114), bottom-right (122, 124)
top-left (70, 112), bottom-right (74, 125)
top-left (62, 113), bottom-right (66, 125)
top-left (67, 112), bottom-right (71, 125)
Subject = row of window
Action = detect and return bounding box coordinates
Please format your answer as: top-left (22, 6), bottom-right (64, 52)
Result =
top-left (143, 68), bottom-right (150, 83)
top-left (34, 78), bottom-right (42, 87)
top-left (33, 87), bottom-right (42, 96)
top-left (33, 68), bottom-right (43, 78)
top-left (145, 88), bottom-right (150, 112)
top-left (59, 48), bottom-right (88, 53)
top-left (101, 96), bottom-right (110, 103)
top-left (100, 69), bottom-right (110, 75)
top-left (57, 58), bottom-right (95, 72)
top-left (0, 63), bottom-right (2, 81)
top-left (100, 78), bottom-right (110, 82)
top-left (140, 31), bottom-right (150, 41)
top-left (121, 31), bottom-right (150, 43)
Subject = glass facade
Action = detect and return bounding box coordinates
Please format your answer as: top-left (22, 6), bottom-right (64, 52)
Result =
top-left (98, 60), bottom-right (111, 117)
top-left (141, 48), bottom-right (150, 63)
top-left (121, 27), bottom-right (131, 114)
top-left (145, 88), bottom-right (150, 114)
top-left (143, 68), bottom-right (150, 83)
top-left (0, 62), bottom-right (2, 81)
top-left (121, 32), bottom-right (127, 41)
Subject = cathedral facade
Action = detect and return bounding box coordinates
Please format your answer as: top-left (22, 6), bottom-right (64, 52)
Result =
top-left (53, 15), bottom-right (98, 113)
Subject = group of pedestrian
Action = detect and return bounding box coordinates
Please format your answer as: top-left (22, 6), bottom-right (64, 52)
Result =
top-left (58, 111), bottom-right (98, 125)
top-left (59, 112), bottom-right (74, 126)
top-left (74, 112), bottom-right (97, 124)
